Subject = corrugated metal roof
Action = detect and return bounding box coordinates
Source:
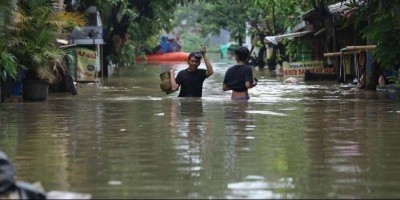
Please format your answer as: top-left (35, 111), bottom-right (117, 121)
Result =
top-left (265, 30), bottom-right (312, 45)
top-left (302, 0), bottom-right (362, 18)
top-left (328, 0), bottom-right (350, 13)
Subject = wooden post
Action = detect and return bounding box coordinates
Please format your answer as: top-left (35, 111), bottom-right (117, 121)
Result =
top-left (365, 51), bottom-right (377, 90)
top-left (101, 45), bottom-right (104, 84)
top-left (0, 80), bottom-right (2, 105)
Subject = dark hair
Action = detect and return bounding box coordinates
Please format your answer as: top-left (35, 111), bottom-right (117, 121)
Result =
top-left (188, 52), bottom-right (202, 60)
top-left (234, 46), bottom-right (250, 61)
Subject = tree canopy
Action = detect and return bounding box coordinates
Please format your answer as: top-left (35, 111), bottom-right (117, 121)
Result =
top-left (72, 0), bottom-right (400, 74)
top-left (345, 0), bottom-right (400, 69)
top-left (77, 0), bottom-right (186, 65)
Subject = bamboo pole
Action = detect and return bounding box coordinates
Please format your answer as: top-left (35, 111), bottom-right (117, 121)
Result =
top-left (324, 45), bottom-right (376, 57)
top-left (345, 45), bottom-right (376, 51)
top-left (323, 51), bottom-right (358, 57)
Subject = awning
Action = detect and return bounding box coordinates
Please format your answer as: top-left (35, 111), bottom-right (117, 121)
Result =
top-left (264, 30), bottom-right (312, 45)
top-left (302, 0), bottom-right (363, 20)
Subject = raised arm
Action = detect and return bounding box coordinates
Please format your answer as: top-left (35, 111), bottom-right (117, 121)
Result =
top-left (201, 46), bottom-right (214, 77)
top-left (169, 68), bottom-right (180, 91)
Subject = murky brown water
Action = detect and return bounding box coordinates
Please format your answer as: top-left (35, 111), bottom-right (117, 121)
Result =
top-left (1, 54), bottom-right (400, 199)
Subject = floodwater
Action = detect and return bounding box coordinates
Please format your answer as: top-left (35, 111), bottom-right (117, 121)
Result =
top-left (1, 54), bottom-right (400, 199)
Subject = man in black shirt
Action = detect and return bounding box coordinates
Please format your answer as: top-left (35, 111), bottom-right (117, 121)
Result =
top-left (170, 46), bottom-right (214, 97)
top-left (222, 46), bottom-right (257, 100)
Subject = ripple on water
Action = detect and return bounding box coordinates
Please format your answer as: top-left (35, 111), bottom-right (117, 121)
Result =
top-left (226, 176), bottom-right (295, 199)
top-left (246, 110), bottom-right (288, 116)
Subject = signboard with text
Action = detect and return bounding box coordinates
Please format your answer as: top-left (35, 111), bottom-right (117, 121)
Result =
top-left (282, 60), bottom-right (335, 76)
top-left (76, 48), bottom-right (97, 81)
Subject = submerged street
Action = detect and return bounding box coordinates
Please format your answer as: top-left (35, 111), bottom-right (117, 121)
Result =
top-left (1, 55), bottom-right (400, 199)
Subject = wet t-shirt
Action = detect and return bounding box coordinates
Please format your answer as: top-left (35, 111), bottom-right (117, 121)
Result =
top-left (223, 65), bottom-right (254, 92)
top-left (176, 69), bottom-right (207, 97)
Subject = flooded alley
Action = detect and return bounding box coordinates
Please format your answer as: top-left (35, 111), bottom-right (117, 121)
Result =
top-left (1, 55), bottom-right (400, 199)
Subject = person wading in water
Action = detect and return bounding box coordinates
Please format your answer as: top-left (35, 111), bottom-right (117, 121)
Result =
top-left (222, 46), bottom-right (257, 100)
top-left (169, 46), bottom-right (214, 97)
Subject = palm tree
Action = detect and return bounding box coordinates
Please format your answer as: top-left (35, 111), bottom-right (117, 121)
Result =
top-left (0, 0), bottom-right (19, 103)
top-left (8, 0), bottom-right (85, 83)
top-left (0, 0), bottom-right (19, 81)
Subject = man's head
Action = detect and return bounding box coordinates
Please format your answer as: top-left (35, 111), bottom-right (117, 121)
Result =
top-left (187, 52), bottom-right (202, 71)
top-left (234, 46), bottom-right (250, 62)
top-left (188, 52), bottom-right (203, 60)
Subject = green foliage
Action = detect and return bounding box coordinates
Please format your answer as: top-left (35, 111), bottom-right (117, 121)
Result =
top-left (284, 39), bottom-right (299, 61)
top-left (171, 3), bottom-right (200, 29)
top-left (83, 0), bottom-right (347, 66)
top-left (171, 0), bottom-right (316, 66)
top-left (346, 0), bottom-right (400, 68)
top-left (344, 0), bottom-right (400, 85)
top-left (92, 0), bottom-right (185, 63)
top-left (361, 19), bottom-right (400, 68)
top-left (0, 0), bottom-right (18, 81)
top-left (6, 0), bottom-right (85, 83)
top-left (0, 50), bottom-right (18, 81)
top-left (255, 0), bottom-right (312, 32)
top-left (181, 33), bottom-right (203, 52)
top-left (83, 0), bottom-right (314, 64)
top-left (196, 1), bottom-right (251, 44)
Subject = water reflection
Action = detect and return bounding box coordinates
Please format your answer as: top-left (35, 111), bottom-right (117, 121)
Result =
top-left (173, 99), bottom-right (206, 175)
top-left (223, 101), bottom-right (255, 153)
top-left (227, 175), bottom-right (295, 199)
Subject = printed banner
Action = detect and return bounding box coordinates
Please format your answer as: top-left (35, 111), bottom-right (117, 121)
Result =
top-left (282, 60), bottom-right (335, 76)
top-left (76, 48), bottom-right (97, 81)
